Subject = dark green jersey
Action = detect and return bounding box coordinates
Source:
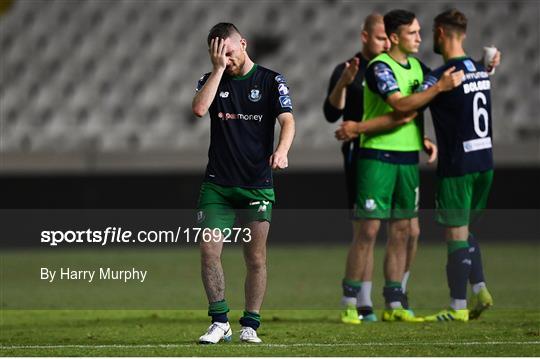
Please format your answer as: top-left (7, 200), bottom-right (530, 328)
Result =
top-left (196, 64), bottom-right (292, 188)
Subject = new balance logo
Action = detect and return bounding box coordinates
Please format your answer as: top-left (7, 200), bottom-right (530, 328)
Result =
top-left (250, 200), bottom-right (270, 213)
top-left (219, 91), bottom-right (229, 98)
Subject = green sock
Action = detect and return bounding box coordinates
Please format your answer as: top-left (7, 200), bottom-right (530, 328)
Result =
top-left (342, 278), bottom-right (362, 298)
top-left (208, 299), bottom-right (229, 314)
top-left (384, 280), bottom-right (402, 288)
top-left (240, 310), bottom-right (261, 330)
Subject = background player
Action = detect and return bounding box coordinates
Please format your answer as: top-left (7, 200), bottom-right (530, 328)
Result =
top-left (192, 23), bottom-right (295, 343)
top-left (323, 13), bottom-right (421, 323)
top-left (353, 9), bottom-right (464, 322)
top-left (420, 9), bottom-right (497, 322)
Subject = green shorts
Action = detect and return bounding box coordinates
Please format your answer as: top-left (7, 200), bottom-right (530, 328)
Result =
top-left (354, 159), bottom-right (419, 219)
top-left (436, 170), bottom-right (493, 227)
top-left (197, 181), bottom-right (275, 230)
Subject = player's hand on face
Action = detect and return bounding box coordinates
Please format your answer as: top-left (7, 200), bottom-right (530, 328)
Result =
top-left (423, 137), bottom-right (438, 164)
top-left (209, 37), bottom-right (228, 71)
top-left (438, 66), bottom-right (465, 91)
top-left (335, 121), bottom-right (359, 141)
top-left (339, 57), bottom-right (360, 86)
top-left (269, 151), bottom-right (288, 170)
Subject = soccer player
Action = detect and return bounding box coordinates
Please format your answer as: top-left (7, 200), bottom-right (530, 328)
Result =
top-left (422, 9), bottom-right (497, 322)
top-left (324, 13), bottom-right (421, 324)
top-left (192, 23), bottom-right (295, 343)
top-left (346, 9), bottom-right (465, 322)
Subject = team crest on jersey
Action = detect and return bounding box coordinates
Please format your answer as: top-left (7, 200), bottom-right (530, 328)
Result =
top-left (249, 88), bottom-right (262, 102)
top-left (275, 74), bottom-right (287, 83)
top-left (463, 60), bottom-right (476, 72)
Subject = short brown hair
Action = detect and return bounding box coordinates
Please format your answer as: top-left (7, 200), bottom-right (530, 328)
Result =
top-left (207, 23), bottom-right (242, 46)
top-left (434, 9), bottom-right (467, 34)
top-left (362, 13), bottom-right (383, 33)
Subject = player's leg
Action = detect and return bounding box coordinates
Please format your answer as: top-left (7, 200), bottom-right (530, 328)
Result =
top-left (468, 170), bottom-right (494, 319)
top-left (401, 217), bottom-right (419, 309)
top-left (237, 187), bottom-right (274, 343)
top-left (342, 158), bottom-right (391, 324)
top-left (425, 175), bottom-right (473, 322)
top-left (382, 163), bottom-right (422, 322)
top-left (382, 218), bottom-right (414, 321)
top-left (197, 182), bottom-right (235, 344)
top-left (341, 144), bottom-right (377, 322)
top-left (239, 220), bottom-right (269, 343)
top-left (357, 226), bottom-right (377, 322)
top-left (344, 219), bottom-right (380, 323)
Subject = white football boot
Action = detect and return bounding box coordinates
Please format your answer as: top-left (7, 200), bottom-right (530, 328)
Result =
top-left (198, 322), bottom-right (232, 344)
top-left (239, 326), bottom-right (262, 343)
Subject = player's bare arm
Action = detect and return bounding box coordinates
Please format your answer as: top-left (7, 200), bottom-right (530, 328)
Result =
top-left (328, 57), bottom-right (360, 110)
top-left (335, 111), bottom-right (416, 141)
top-left (385, 66), bottom-right (464, 113)
top-left (270, 112), bottom-right (295, 170)
top-left (192, 37), bottom-right (228, 117)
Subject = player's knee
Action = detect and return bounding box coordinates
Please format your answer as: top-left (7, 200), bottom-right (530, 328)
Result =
top-left (200, 245), bottom-right (221, 263)
top-left (393, 220), bottom-right (411, 234)
top-left (409, 225), bottom-right (420, 240)
top-left (245, 253), bottom-right (266, 271)
top-left (355, 222), bottom-right (379, 242)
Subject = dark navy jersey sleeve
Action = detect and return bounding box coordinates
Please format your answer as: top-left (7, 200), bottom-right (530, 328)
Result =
top-left (195, 73), bottom-right (210, 92)
top-left (417, 67), bottom-right (444, 93)
top-left (419, 60), bottom-right (432, 76)
top-left (323, 54), bottom-right (368, 123)
top-left (271, 73), bottom-right (293, 117)
top-left (365, 61), bottom-right (399, 100)
top-left (323, 63), bottom-right (345, 123)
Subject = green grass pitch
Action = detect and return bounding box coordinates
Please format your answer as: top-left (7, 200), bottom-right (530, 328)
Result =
top-left (1, 243), bottom-right (539, 356)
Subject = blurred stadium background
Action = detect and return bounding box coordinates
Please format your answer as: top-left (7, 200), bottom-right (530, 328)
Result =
top-left (0, 3), bottom-right (539, 355)
top-left (0, 0), bottom-right (539, 211)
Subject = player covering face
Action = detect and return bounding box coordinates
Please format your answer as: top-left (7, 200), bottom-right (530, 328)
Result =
top-left (192, 23), bottom-right (295, 344)
top-left (212, 31), bottom-right (247, 77)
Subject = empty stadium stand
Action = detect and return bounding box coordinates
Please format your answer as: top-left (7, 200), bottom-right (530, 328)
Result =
top-left (1, 0), bottom-right (539, 172)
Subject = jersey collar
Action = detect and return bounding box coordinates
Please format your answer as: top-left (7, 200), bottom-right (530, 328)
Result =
top-left (232, 63), bottom-right (258, 80)
top-left (387, 53), bottom-right (412, 69)
top-left (446, 55), bottom-right (469, 63)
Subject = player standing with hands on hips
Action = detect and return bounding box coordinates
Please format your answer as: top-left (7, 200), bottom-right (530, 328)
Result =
top-left (192, 23), bottom-right (295, 344)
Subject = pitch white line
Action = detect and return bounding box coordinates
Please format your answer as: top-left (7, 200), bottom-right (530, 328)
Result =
top-left (1, 341), bottom-right (539, 350)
